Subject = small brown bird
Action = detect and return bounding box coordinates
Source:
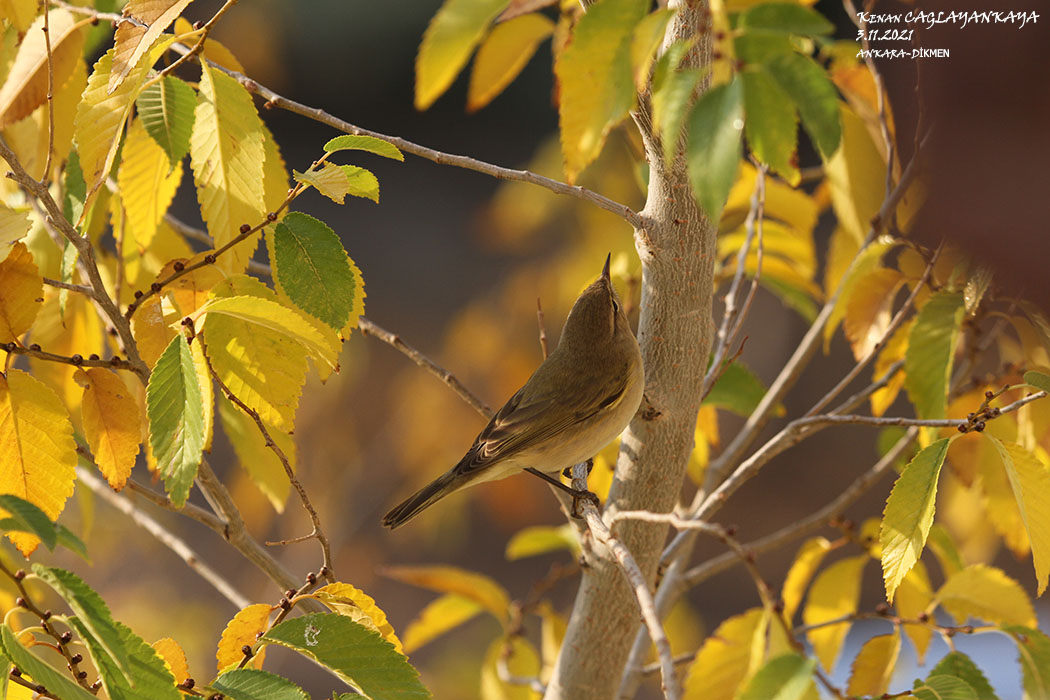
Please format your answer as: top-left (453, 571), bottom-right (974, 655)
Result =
top-left (383, 255), bottom-right (644, 529)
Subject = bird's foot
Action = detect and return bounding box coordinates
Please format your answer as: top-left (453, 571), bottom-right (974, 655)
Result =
top-left (562, 458), bottom-right (595, 479)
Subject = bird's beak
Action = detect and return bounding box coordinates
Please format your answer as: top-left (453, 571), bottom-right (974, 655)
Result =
top-left (601, 253), bottom-right (611, 281)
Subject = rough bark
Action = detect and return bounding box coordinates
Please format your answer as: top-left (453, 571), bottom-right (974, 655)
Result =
top-left (543, 4), bottom-right (713, 698)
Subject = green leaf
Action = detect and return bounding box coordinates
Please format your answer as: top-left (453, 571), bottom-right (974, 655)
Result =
top-left (1003, 626), bottom-right (1050, 700)
top-left (879, 437), bottom-right (953, 602)
top-left (0, 494), bottom-right (57, 550)
top-left (555, 0), bottom-right (649, 181)
top-left (505, 524), bottom-right (579, 560)
top-left (32, 565), bottom-right (131, 677)
top-left (737, 3), bottom-right (834, 36)
top-left (764, 52), bottom-right (841, 159)
top-left (1024, 370), bottom-right (1050, 394)
top-left (913, 675), bottom-right (978, 700)
top-left (340, 165), bottom-right (380, 203)
top-left (703, 361), bottom-right (772, 416)
top-left (415, 0), bottom-right (510, 110)
top-left (271, 212), bottom-right (356, 330)
top-left (136, 75), bottom-right (196, 169)
top-left (324, 135), bottom-right (404, 161)
top-left (761, 277), bottom-right (818, 322)
top-left (57, 523), bottom-right (89, 559)
top-left (929, 652), bottom-right (999, 700)
top-left (734, 29), bottom-right (794, 64)
top-left (146, 334), bottom-right (205, 507)
top-left (687, 77), bottom-right (744, 223)
top-left (0, 625), bottom-right (96, 700)
top-left (630, 8), bottom-right (675, 91)
top-left (653, 64), bottom-right (702, 165)
top-left (737, 653), bottom-right (816, 700)
top-left (211, 668), bottom-right (308, 700)
top-left (62, 148), bottom-right (86, 227)
top-left (262, 613), bottom-right (430, 699)
top-left (741, 67), bottom-right (798, 183)
top-left (67, 617), bottom-right (180, 700)
top-left (905, 291), bottom-right (965, 420)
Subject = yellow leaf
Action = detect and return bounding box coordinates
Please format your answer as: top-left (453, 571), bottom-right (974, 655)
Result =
top-left (414, 0), bottom-right (510, 110)
top-left (260, 121), bottom-right (289, 215)
top-left (555, 0), bottom-right (648, 181)
top-left (724, 162), bottom-right (818, 238)
top-left (934, 564), bottom-right (1036, 626)
top-left (537, 601), bottom-right (565, 682)
top-left (781, 536), bottom-right (832, 622)
top-left (823, 236), bottom-right (892, 351)
top-left (174, 18), bottom-right (245, 74)
top-left (870, 318), bottom-right (910, 416)
top-left (313, 582), bottom-right (403, 654)
top-left (481, 636), bottom-right (540, 700)
top-left (118, 118), bottom-right (184, 249)
top-left (216, 603), bottom-right (271, 672)
top-left (895, 560), bottom-right (934, 663)
top-left (340, 255), bottom-right (366, 339)
top-left (823, 226), bottom-right (859, 299)
top-left (151, 637), bottom-right (190, 685)
top-left (217, 393), bottom-right (291, 511)
top-left (189, 334), bottom-right (214, 451)
top-left (0, 0), bottom-right (37, 32)
top-left (0, 370), bottom-right (77, 556)
top-left (162, 253), bottom-right (227, 319)
top-left (109, 0), bottom-right (194, 93)
top-left (803, 554), bottom-right (867, 672)
top-left (846, 632), bottom-right (900, 696)
top-left (382, 565), bottom-right (510, 623)
top-left (630, 9), bottom-right (673, 91)
top-left (0, 241), bottom-right (42, 342)
top-left (402, 593), bottom-right (482, 653)
top-left (843, 267), bottom-right (902, 360)
top-left (28, 291), bottom-right (104, 413)
top-left (293, 163), bottom-right (353, 204)
top-left (0, 8), bottom-right (84, 127)
top-left (467, 13), bottom-right (554, 112)
top-left (682, 608), bottom-right (765, 700)
top-left (0, 204), bottom-right (31, 255)
top-left (720, 220), bottom-right (816, 280)
top-left (824, 105), bottom-right (886, 244)
top-left (122, 219), bottom-right (194, 307)
top-left (132, 294), bottom-right (176, 370)
top-left (78, 368), bottom-right (141, 491)
top-left (986, 437), bottom-right (1050, 595)
top-left (190, 62), bottom-right (266, 273)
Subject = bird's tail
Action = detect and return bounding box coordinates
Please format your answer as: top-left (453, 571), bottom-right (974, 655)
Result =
top-left (382, 472), bottom-right (460, 529)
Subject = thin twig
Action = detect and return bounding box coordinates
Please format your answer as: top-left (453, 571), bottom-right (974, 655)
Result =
top-left (42, 277), bottom-right (93, 295)
top-left (152, 0), bottom-right (240, 82)
top-left (123, 478), bottom-right (226, 531)
top-left (77, 468), bottom-right (251, 609)
top-left (41, 0), bottom-right (56, 181)
top-left (196, 331), bottom-right (336, 584)
top-left (2, 340), bottom-right (135, 370)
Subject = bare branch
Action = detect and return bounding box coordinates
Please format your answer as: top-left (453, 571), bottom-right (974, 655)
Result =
top-left (2, 341), bottom-right (136, 371)
top-left (42, 1), bottom-right (56, 181)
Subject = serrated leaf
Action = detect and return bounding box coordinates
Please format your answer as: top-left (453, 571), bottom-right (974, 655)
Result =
top-left (935, 563), bottom-right (1035, 627)
top-left (930, 652), bottom-right (999, 700)
top-left (33, 565), bottom-right (131, 676)
top-left (824, 105), bottom-right (886, 242)
top-left (682, 608), bottom-right (764, 700)
top-left (0, 204), bottom-right (31, 254)
top-left (905, 292), bottom-right (965, 420)
top-left (146, 334), bottom-right (204, 507)
top-left (630, 8), bottom-right (674, 92)
top-left (415, 0), bottom-right (510, 110)
top-left (467, 12), bottom-right (553, 111)
top-left (217, 603), bottom-right (271, 672)
top-left (109, 0), bottom-right (194, 93)
top-left (843, 267), bottom-right (902, 361)
top-left (324, 134), bottom-right (404, 161)
top-left (846, 633), bottom-right (899, 696)
top-left (271, 212), bottom-right (356, 330)
top-left (0, 241), bottom-right (42, 343)
top-left (871, 318), bottom-right (911, 416)
top-left (985, 437), bottom-right (1050, 595)
top-left (781, 537), bottom-right (831, 621)
top-left (880, 437), bottom-right (953, 602)
top-left (555, 0), bottom-right (648, 181)
top-left (0, 625), bottom-right (96, 700)
top-left (79, 368), bottom-right (141, 491)
top-left (217, 394), bottom-right (291, 512)
top-left (151, 637), bottom-right (190, 685)
top-left (823, 237), bottom-right (893, 350)
top-left (27, 292), bottom-right (104, 415)
top-left (262, 613), bottom-right (430, 699)
top-left (190, 62), bottom-right (266, 273)
top-left (340, 165), bottom-right (380, 203)
top-left (741, 67), bottom-right (798, 183)
top-left (314, 582), bottom-right (403, 654)
top-left (136, 75), bottom-right (196, 167)
top-left (119, 118), bottom-right (184, 258)
top-left (383, 565), bottom-right (510, 623)
top-left (505, 524), bottom-right (579, 560)
top-left (765, 52), bottom-right (841, 159)
top-left (913, 675), bottom-right (979, 700)
top-left (402, 593), bottom-right (482, 654)
top-left (211, 669), bottom-right (308, 700)
top-left (68, 616), bottom-right (180, 700)
top-left (1024, 370), bottom-right (1050, 394)
top-left (261, 121), bottom-right (289, 214)
top-left (1003, 625), bottom-right (1050, 699)
top-left (896, 560), bottom-right (934, 663)
top-left (0, 369), bottom-right (76, 556)
top-left (0, 8), bottom-right (84, 127)
top-left (803, 555), bottom-right (867, 672)
top-left (702, 361), bottom-right (775, 417)
top-left (738, 653), bottom-right (815, 700)
top-left (0, 494), bottom-right (57, 551)
top-left (687, 77), bottom-right (744, 223)
top-left (293, 163), bottom-right (353, 204)
top-left (738, 3), bottom-right (834, 35)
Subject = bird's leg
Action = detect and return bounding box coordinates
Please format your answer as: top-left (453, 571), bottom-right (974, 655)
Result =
top-left (526, 465), bottom-right (600, 519)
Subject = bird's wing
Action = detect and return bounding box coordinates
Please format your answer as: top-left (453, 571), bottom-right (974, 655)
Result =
top-left (454, 369), bottom-right (629, 477)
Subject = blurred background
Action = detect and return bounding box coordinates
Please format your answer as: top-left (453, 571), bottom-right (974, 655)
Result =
top-left (36, 0), bottom-right (1048, 698)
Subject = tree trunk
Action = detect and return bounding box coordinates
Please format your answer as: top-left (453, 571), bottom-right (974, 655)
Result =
top-left (543, 4), bottom-right (713, 698)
